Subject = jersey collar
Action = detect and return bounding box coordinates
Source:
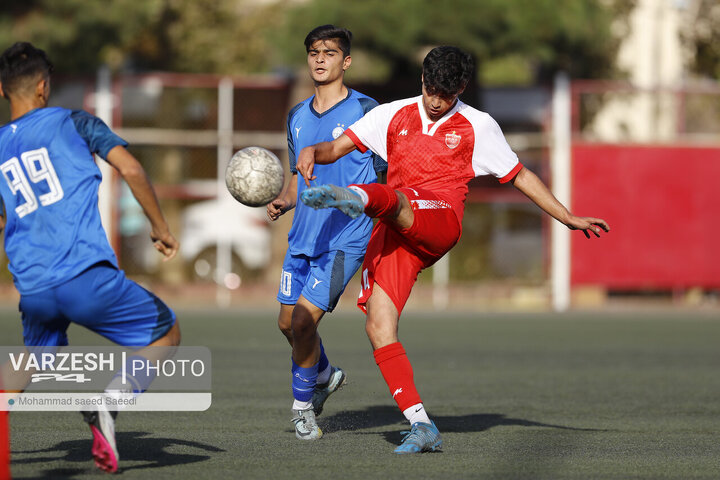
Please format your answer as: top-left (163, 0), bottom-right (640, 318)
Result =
top-left (415, 96), bottom-right (463, 136)
top-left (309, 88), bottom-right (353, 118)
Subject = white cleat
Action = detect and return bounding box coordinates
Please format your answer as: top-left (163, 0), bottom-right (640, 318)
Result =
top-left (291, 407), bottom-right (323, 440)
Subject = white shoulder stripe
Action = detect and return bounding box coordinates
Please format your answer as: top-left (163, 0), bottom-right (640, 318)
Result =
top-left (456, 105), bottom-right (519, 179)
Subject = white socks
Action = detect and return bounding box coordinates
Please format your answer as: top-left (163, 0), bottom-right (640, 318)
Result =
top-left (348, 185), bottom-right (369, 206)
top-left (292, 399), bottom-right (312, 411)
top-left (403, 403), bottom-right (431, 425)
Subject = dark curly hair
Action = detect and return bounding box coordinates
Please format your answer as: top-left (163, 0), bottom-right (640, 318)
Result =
top-left (0, 42), bottom-right (53, 98)
top-left (304, 25), bottom-right (353, 58)
top-left (422, 46), bottom-right (474, 97)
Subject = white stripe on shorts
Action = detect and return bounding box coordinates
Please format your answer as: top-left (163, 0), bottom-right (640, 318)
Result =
top-left (410, 199), bottom-right (452, 210)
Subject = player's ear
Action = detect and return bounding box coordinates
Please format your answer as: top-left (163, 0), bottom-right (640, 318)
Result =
top-left (342, 54), bottom-right (351, 71)
top-left (36, 77), bottom-right (50, 102)
top-left (0, 82), bottom-right (5, 99)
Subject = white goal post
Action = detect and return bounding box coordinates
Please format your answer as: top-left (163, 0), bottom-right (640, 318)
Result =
top-left (551, 72), bottom-right (571, 312)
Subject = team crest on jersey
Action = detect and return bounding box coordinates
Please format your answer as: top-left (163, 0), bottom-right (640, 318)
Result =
top-left (332, 124), bottom-right (345, 139)
top-left (445, 131), bottom-right (461, 149)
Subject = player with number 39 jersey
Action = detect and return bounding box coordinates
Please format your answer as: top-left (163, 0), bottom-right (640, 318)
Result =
top-left (0, 41), bottom-right (182, 473)
top-left (0, 107), bottom-right (122, 294)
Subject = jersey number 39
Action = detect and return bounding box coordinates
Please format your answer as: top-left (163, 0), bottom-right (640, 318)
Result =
top-left (1, 147), bottom-right (64, 218)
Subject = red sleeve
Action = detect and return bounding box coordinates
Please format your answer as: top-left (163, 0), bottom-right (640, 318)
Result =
top-left (498, 162), bottom-right (523, 184)
top-left (345, 129), bottom-right (368, 153)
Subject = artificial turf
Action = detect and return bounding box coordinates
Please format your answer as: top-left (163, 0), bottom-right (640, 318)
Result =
top-left (4, 306), bottom-right (720, 479)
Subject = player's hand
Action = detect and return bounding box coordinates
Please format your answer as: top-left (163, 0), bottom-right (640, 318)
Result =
top-left (267, 198), bottom-right (293, 221)
top-left (567, 215), bottom-right (610, 238)
top-left (150, 229), bottom-right (180, 260)
top-left (296, 146), bottom-right (317, 187)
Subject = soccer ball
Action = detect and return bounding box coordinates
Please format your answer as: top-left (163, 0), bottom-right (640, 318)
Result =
top-left (225, 146), bottom-right (284, 207)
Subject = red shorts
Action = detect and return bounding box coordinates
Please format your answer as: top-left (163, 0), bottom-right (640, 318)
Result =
top-left (357, 187), bottom-right (461, 315)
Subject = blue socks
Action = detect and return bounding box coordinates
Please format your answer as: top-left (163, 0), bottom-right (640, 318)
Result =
top-left (106, 354), bottom-right (157, 396)
top-left (291, 340), bottom-right (331, 405)
top-left (291, 359), bottom-right (318, 402)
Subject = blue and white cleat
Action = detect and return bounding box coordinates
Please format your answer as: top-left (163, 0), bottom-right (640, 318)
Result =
top-left (291, 407), bottom-right (323, 440)
top-left (312, 366), bottom-right (347, 416)
top-left (394, 421), bottom-right (443, 454)
top-left (301, 184), bottom-right (364, 219)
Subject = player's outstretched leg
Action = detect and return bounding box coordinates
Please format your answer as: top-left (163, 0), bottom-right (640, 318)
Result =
top-left (301, 184), bottom-right (364, 219)
top-left (82, 401), bottom-right (119, 473)
top-left (291, 407), bottom-right (323, 440)
top-left (312, 366), bottom-right (347, 416)
top-left (394, 420), bottom-right (443, 454)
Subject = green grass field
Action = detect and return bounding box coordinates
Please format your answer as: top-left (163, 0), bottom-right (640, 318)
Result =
top-left (4, 305), bottom-right (720, 479)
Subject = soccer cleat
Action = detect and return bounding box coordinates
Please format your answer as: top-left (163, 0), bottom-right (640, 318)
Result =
top-left (312, 366), bottom-right (347, 416)
top-left (291, 407), bottom-right (323, 440)
top-left (82, 403), bottom-right (119, 473)
top-left (394, 421), bottom-right (443, 454)
top-left (301, 184), bottom-right (364, 219)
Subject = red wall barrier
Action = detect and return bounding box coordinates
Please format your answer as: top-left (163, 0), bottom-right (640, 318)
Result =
top-left (571, 143), bottom-right (720, 289)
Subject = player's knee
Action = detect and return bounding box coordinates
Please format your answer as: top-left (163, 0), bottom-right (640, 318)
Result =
top-left (290, 314), bottom-right (316, 341)
top-left (365, 315), bottom-right (397, 348)
top-left (394, 190), bottom-right (409, 214)
top-left (277, 307), bottom-right (293, 339)
top-left (393, 191), bottom-right (414, 229)
top-left (278, 319), bottom-right (293, 340)
top-left (166, 321), bottom-right (181, 347)
top-left (364, 316), bottom-right (383, 340)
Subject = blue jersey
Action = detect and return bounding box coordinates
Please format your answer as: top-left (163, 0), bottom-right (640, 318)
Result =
top-left (0, 107), bottom-right (126, 294)
top-left (287, 88), bottom-right (385, 256)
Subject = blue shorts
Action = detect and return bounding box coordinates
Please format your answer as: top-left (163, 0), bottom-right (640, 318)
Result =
top-left (277, 250), bottom-right (364, 312)
top-left (19, 262), bottom-right (176, 347)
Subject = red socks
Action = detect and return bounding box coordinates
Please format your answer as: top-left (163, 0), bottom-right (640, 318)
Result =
top-left (351, 183), bottom-right (399, 218)
top-left (373, 342), bottom-right (422, 411)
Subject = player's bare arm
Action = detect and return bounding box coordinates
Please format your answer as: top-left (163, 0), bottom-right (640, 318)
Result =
top-left (267, 173), bottom-right (298, 221)
top-left (105, 145), bottom-right (180, 259)
top-left (296, 133), bottom-right (357, 186)
top-left (511, 166), bottom-right (610, 238)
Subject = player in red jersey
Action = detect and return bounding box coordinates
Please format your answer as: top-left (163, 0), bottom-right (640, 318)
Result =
top-left (297, 46), bottom-right (609, 454)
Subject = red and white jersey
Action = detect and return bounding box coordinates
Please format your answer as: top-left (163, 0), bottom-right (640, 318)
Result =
top-left (345, 95), bottom-right (522, 222)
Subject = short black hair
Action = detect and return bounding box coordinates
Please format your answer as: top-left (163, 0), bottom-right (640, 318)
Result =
top-left (422, 46), bottom-right (474, 97)
top-left (0, 42), bottom-right (54, 98)
top-left (304, 25), bottom-right (352, 58)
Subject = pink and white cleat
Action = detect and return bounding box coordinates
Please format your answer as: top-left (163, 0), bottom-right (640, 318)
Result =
top-left (82, 403), bottom-right (119, 473)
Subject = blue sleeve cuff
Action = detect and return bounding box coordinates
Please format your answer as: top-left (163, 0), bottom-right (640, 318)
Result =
top-left (70, 110), bottom-right (128, 159)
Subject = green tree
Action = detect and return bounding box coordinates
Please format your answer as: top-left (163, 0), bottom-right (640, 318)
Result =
top-left (276, 0), bottom-right (632, 86)
top-left (0, 0), bottom-right (283, 74)
top-left (687, 0), bottom-right (720, 79)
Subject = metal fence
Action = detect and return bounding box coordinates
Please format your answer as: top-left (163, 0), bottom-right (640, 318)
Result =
top-left (6, 72), bottom-right (714, 307)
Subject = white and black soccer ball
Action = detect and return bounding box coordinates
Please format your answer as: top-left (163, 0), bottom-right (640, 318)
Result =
top-left (225, 146), bottom-right (284, 207)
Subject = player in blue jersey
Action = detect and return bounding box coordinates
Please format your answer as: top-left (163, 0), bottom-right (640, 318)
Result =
top-left (267, 25), bottom-right (385, 440)
top-left (0, 42), bottom-right (181, 473)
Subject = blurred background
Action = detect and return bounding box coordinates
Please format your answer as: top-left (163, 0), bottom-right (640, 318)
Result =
top-left (0, 0), bottom-right (718, 311)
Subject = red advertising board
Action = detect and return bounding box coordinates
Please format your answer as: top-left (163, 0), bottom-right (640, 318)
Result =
top-left (571, 143), bottom-right (720, 289)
